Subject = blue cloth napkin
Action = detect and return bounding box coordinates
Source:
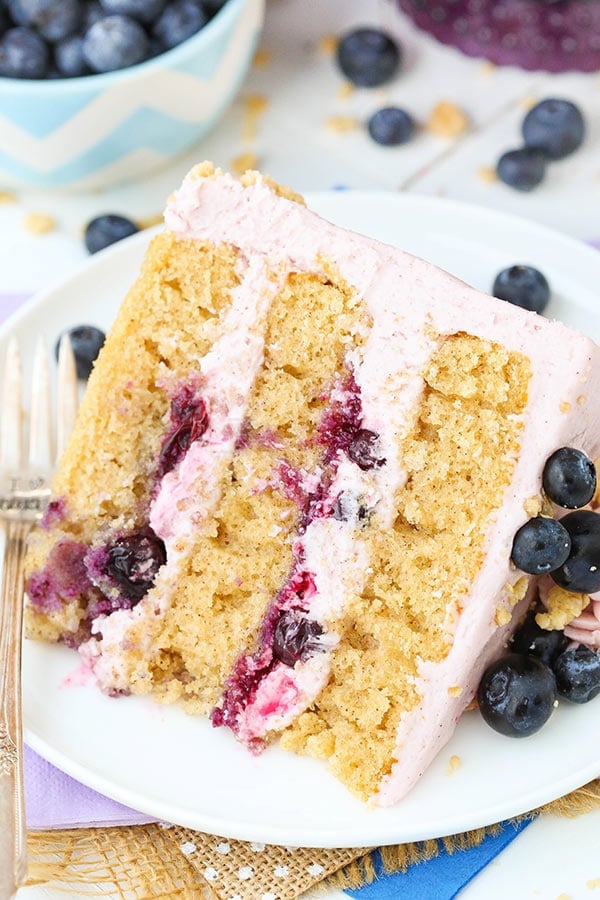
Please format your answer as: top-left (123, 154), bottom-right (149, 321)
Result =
top-left (344, 819), bottom-right (532, 899)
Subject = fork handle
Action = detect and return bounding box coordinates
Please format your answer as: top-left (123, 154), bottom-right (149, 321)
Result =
top-left (0, 521), bottom-right (30, 900)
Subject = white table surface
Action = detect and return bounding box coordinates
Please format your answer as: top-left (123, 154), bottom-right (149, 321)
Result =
top-left (2, 0), bottom-right (599, 897)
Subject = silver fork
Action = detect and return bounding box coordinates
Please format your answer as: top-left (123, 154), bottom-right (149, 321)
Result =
top-left (0, 335), bottom-right (77, 900)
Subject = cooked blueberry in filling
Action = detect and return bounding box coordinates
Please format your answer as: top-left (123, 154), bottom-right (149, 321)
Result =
top-left (156, 388), bottom-right (209, 479)
top-left (272, 611), bottom-right (324, 667)
top-left (332, 491), bottom-right (369, 524)
top-left (347, 428), bottom-right (386, 470)
top-left (106, 530), bottom-right (166, 601)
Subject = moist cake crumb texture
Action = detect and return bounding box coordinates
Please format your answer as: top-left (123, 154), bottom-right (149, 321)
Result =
top-left (24, 163), bottom-right (600, 806)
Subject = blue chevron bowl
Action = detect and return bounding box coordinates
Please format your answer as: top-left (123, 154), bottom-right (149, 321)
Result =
top-left (0, 0), bottom-right (264, 191)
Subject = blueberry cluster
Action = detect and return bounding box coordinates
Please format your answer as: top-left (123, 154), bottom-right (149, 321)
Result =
top-left (511, 447), bottom-right (598, 592)
top-left (0, 0), bottom-right (228, 79)
top-left (478, 616), bottom-right (600, 738)
top-left (478, 447), bottom-right (600, 738)
top-left (496, 98), bottom-right (585, 192)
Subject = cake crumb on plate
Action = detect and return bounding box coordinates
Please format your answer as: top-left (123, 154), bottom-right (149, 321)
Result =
top-left (427, 101), bottom-right (469, 138)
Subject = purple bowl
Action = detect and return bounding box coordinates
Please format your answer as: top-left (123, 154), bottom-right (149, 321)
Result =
top-left (397, 0), bottom-right (600, 73)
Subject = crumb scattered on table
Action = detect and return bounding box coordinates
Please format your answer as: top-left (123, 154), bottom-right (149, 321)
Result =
top-left (318, 34), bottom-right (338, 56)
top-left (477, 166), bottom-right (498, 184)
top-left (586, 878), bottom-right (600, 889)
top-left (23, 212), bottom-right (56, 235)
top-left (137, 213), bottom-right (163, 230)
top-left (337, 81), bottom-right (355, 100)
top-left (253, 47), bottom-right (272, 69)
top-left (427, 101), bottom-right (469, 138)
top-left (520, 94), bottom-right (538, 111)
top-left (231, 152), bottom-right (259, 176)
top-left (325, 115), bottom-right (359, 133)
top-left (243, 94), bottom-right (269, 142)
top-left (0, 190), bottom-right (16, 204)
top-left (556, 893), bottom-right (571, 900)
top-left (478, 60), bottom-right (496, 77)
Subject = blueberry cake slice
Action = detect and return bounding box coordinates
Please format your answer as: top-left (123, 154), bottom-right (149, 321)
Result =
top-left (24, 163), bottom-right (600, 805)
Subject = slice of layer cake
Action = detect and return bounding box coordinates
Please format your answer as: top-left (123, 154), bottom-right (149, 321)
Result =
top-left (24, 163), bottom-right (600, 806)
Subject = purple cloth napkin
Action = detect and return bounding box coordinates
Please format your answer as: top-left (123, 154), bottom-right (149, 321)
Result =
top-left (25, 746), bottom-right (154, 830)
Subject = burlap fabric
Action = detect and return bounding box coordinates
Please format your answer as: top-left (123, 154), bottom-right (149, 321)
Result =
top-left (26, 779), bottom-right (600, 899)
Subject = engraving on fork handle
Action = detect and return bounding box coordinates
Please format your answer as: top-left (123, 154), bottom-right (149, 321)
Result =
top-left (0, 521), bottom-right (30, 899)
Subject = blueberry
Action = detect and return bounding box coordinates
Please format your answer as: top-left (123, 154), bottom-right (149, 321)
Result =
top-left (8, 0), bottom-right (80, 42)
top-left (332, 491), bottom-right (369, 525)
top-left (492, 265), bottom-right (550, 314)
top-left (542, 447), bottom-right (597, 509)
top-left (84, 213), bottom-right (139, 254)
top-left (106, 531), bottom-right (167, 602)
top-left (553, 646), bottom-right (600, 703)
top-left (367, 106), bottom-right (414, 146)
top-left (551, 510), bottom-right (600, 594)
top-left (272, 611), bottom-right (323, 667)
top-left (522, 98), bottom-right (585, 161)
top-left (202, 0), bottom-right (228, 15)
top-left (347, 429), bottom-right (386, 471)
top-left (54, 34), bottom-right (90, 77)
top-left (511, 516), bottom-right (571, 575)
top-left (156, 400), bottom-right (209, 478)
top-left (496, 147), bottom-right (547, 192)
top-left (477, 652), bottom-right (557, 737)
top-left (336, 28), bottom-right (401, 88)
top-left (152, 0), bottom-right (207, 51)
top-left (55, 325), bottom-right (105, 380)
top-left (511, 609), bottom-right (569, 666)
top-left (0, 26), bottom-right (50, 78)
top-left (99, 0), bottom-right (168, 25)
top-left (82, 1), bottom-right (104, 29)
top-left (82, 14), bottom-right (149, 73)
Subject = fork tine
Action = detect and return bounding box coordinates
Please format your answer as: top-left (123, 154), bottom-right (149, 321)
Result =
top-left (56, 334), bottom-right (78, 459)
top-left (0, 336), bottom-right (23, 470)
top-left (28, 337), bottom-right (52, 471)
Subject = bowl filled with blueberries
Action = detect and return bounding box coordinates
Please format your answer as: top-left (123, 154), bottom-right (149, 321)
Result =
top-left (0, 0), bottom-right (265, 190)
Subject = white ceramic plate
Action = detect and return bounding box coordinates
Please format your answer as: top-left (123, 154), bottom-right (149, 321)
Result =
top-left (5, 193), bottom-right (600, 848)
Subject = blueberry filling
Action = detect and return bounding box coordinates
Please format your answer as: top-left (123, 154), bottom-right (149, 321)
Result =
top-left (105, 530), bottom-right (166, 602)
top-left (272, 611), bottom-right (323, 667)
top-left (347, 428), bottom-right (385, 470)
top-left (156, 386), bottom-right (209, 480)
top-left (332, 491), bottom-right (369, 524)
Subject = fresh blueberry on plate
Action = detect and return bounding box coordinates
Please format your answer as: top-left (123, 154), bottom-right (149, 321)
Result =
top-left (552, 646), bottom-right (600, 703)
top-left (477, 652), bottom-right (557, 737)
top-left (543, 447), bottom-right (597, 509)
top-left (550, 510), bottom-right (600, 594)
top-left (511, 516), bottom-right (571, 575)
top-left (492, 265), bottom-right (550, 314)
